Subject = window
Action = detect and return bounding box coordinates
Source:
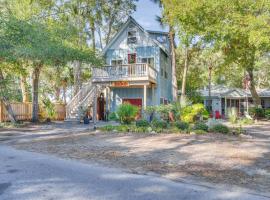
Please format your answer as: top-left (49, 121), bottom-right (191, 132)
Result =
top-left (164, 71), bottom-right (168, 79)
top-left (160, 68), bottom-right (164, 76)
top-left (141, 57), bottom-right (154, 67)
top-left (128, 54), bottom-right (136, 64)
top-left (205, 100), bottom-right (212, 112)
top-left (111, 60), bottom-right (123, 66)
top-left (127, 25), bottom-right (137, 44)
top-left (164, 99), bottom-right (168, 105)
top-left (160, 98), bottom-right (164, 104)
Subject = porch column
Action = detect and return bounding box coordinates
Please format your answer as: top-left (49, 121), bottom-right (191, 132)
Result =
top-left (151, 84), bottom-right (155, 106)
top-left (224, 97), bottom-right (227, 117)
top-left (238, 99), bottom-right (240, 115)
top-left (93, 86), bottom-right (97, 130)
top-left (143, 84), bottom-right (147, 109)
top-left (106, 86), bottom-right (111, 112)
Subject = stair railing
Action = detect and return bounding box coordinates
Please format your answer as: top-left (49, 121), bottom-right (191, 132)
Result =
top-left (66, 80), bottom-right (93, 118)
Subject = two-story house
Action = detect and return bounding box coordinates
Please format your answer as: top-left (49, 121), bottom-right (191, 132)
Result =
top-left (66, 17), bottom-right (174, 121)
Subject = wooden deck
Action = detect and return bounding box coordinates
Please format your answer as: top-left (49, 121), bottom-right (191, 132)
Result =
top-left (92, 63), bottom-right (158, 85)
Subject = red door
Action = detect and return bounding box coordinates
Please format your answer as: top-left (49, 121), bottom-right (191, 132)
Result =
top-left (128, 53), bottom-right (136, 64)
top-left (122, 98), bottom-right (142, 119)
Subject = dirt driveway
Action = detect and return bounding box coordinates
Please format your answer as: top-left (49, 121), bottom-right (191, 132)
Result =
top-left (2, 121), bottom-right (270, 194)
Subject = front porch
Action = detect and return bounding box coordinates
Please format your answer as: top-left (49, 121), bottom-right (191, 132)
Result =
top-left (92, 63), bottom-right (158, 114)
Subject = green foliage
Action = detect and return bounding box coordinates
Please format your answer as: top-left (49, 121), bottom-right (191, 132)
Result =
top-left (42, 98), bottom-right (55, 119)
top-left (175, 121), bottom-right (189, 130)
top-left (117, 103), bottom-right (139, 124)
top-left (180, 103), bottom-right (206, 123)
top-left (100, 125), bottom-right (115, 132)
top-left (151, 119), bottom-right (168, 129)
top-left (193, 122), bottom-right (208, 132)
top-left (163, 0), bottom-right (270, 106)
top-left (115, 125), bottom-right (130, 132)
top-left (156, 104), bottom-right (173, 121)
top-left (0, 121), bottom-right (26, 128)
top-left (210, 124), bottom-right (230, 134)
top-left (145, 106), bottom-right (156, 114)
top-left (108, 112), bottom-right (118, 121)
top-left (265, 109), bottom-right (270, 120)
top-left (228, 108), bottom-right (238, 124)
top-left (193, 129), bottom-right (207, 135)
top-left (238, 117), bottom-right (254, 125)
top-left (133, 126), bottom-right (149, 133)
top-left (249, 107), bottom-right (265, 118)
top-left (136, 119), bottom-right (150, 127)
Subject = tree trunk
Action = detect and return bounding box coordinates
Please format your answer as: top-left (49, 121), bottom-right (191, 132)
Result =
top-left (0, 69), bottom-right (17, 123)
top-left (55, 87), bottom-right (60, 102)
top-left (73, 61), bottom-right (82, 96)
top-left (32, 63), bottom-right (42, 122)
top-left (20, 75), bottom-right (29, 103)
top-left (208, 66), bottom-right (212, 98)
top-left (97, 27), bottom-right (103, 50)
top-left (90, 21), bottom-right (96, 51)
top-left (105, 17), bottom-right (114, 45)
top-left (181, 46), bottom-right (189, 102)
top-left (247, 68), bottom-right (261, 107)
top-left (169, 26), bottom-right (178, 102)
top-left (63, 85), bottom-right (67, 105)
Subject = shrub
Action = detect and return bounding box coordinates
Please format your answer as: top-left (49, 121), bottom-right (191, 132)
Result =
top-left (156, 104), bottom-right (173, 121)
top-left (265, 109), bottom-right (270, 120)
top-left (193, 129), bottom-right (207, 134)
top-left (210, 124), bottom-right (230, 134)
top-left (115, 125), bottom-right (130, 132)
top-left (180, 103), bottom-right (206, 123)
top-left (238, 117), bottom-right (254, 125)
top-left (193, 122), bottom-right (208, 132)
top-left (228, 108), bottom-right (238, 124)
top-left (108, 112), bottom-right (118, 121)
top-left (101, 125), bottom-right (115, 132)
top-left (41, 98), bottom-right (56, 121)
top-left (175, 121), bottom-right (189, 130)
top-left (249, 107), bottom-right (265, 118)
top-left (151, 119), bottom-right (168, 129)
top-left (117, 103), bottom-right (139, 124)
top-left (136, 119), bottom-right (150, 127)
top-left (133, 126), bottom-right (148, 133)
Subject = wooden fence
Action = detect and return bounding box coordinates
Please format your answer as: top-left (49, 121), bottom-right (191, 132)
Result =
top-left (0, 102), bottom-right (66, 122)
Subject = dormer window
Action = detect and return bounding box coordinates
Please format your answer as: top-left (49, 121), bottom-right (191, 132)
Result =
top-left (127, 24), bottom-right (137, 44)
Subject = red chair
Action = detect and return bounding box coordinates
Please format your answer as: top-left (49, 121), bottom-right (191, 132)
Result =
top-left (215, 111), bottom-right (221, 119)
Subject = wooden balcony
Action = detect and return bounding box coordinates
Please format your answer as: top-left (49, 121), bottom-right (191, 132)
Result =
top-left (92, 63), bottom-right (157, 85)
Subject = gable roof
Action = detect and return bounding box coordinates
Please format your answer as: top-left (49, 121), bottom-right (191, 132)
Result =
top-left (102, 16), bottom-right (169, 55)
top-left (199, 85), bottom-right (270, 98)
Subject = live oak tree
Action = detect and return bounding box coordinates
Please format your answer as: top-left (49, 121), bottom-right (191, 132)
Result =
top-left (0, 14), bottom-right (100, 122)
top-left (162, 0), bottom-right (270, 107)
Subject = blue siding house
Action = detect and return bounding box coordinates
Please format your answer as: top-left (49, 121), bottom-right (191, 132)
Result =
top-left (93, 17), bottom-right (173, 113)
top-left (66, 17), bottom-right (174, 120)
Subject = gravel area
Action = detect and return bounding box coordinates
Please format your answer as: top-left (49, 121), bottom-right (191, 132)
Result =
top-left (2, 121), bottom-right (270, 193)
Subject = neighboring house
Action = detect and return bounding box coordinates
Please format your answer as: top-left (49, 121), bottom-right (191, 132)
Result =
top-left (66, 17), bottom-right (173, 120)
top-left (200, 85), bottom-right (270, 117)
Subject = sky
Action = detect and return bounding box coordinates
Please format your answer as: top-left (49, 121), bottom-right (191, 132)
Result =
top-left (132, 0), bottom-right (167, 32)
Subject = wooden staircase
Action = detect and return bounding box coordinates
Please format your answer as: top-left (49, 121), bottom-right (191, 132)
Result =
top-left (65, 81), bottom-right (106, 121)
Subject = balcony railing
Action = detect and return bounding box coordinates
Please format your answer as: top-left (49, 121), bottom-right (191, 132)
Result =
top-left (92, 63), bottom-right (157, 83)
